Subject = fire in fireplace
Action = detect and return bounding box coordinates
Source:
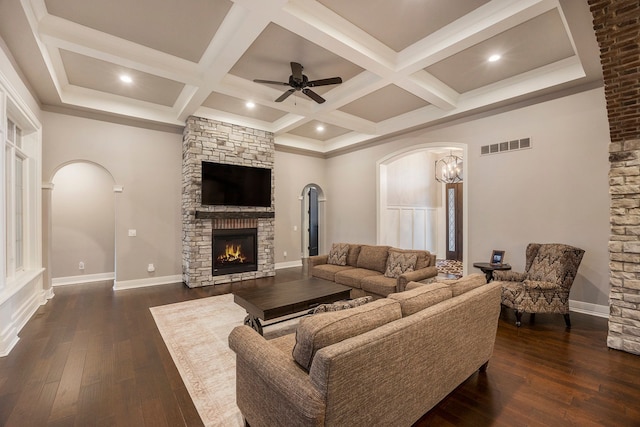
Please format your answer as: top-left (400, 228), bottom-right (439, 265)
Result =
top-left (213, 228), bottom-right (258, 275)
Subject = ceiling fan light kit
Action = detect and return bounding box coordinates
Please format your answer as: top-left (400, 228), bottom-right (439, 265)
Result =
top-left (254, 62), bottom-right (342, 104)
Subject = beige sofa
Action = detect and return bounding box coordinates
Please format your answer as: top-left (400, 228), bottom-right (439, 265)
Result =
top-left (309, 243), bottom-right (438, 298)
top-left (229, 274), bottom-right (499, 427)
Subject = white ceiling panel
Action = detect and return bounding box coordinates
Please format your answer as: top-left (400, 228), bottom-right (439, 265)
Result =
top-left (425, 9), bottom-right (575, 93)
top-left (318, 0), bottom-right (491, 52)
top-left (45, 0), bottom-right (232, 62)
top-left (288, 120), bottom-right (351, 141)
top-left (202, 92), bottom-right (288, 122)
top-left (61, 50), bottom-right (185, 106)
top-left (340, 85), bottom-right (430, 122)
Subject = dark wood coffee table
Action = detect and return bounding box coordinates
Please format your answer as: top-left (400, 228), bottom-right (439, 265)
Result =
top-left (232, 277), bottom-right (352, 335)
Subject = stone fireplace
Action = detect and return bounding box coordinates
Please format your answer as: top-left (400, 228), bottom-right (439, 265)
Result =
top-left (182, 117), bottom-right (275, 287)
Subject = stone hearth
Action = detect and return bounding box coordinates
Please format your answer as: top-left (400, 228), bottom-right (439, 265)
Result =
top-left (182, 117), bottom-right (275, 287)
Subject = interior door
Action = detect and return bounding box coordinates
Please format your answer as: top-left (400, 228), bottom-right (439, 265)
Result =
top-left (308, 187), bottom-right (319, 256)
top-left (445, 183), bottom-right (463, 261)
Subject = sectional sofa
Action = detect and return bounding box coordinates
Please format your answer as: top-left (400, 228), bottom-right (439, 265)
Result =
top-left (229, 273), bottom-right (498, 426)
top-left (308, 243), bottom-right (438, 298)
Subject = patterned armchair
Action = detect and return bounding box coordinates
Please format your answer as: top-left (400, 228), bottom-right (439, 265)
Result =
top-left (493, 243), bottom-right (585, 327)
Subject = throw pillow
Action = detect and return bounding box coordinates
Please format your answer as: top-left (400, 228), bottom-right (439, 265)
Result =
top-left (311, 296), bottom-right (373, 314)
top-left (327, 243), bottom-right (349, 266)
top-left (384, 250), bottom-right (418, 278)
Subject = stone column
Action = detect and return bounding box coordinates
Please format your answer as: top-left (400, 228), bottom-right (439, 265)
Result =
top-left (589, 0), bottom-right (640, 355)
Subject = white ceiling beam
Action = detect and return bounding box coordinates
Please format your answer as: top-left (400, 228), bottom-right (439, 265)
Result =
top-left (278, 0), bottom-right (397, 76)
top-left (61, 85), bottom-right (184, 125)
top-left (394, 71), bottom-right (460, 111)
top-left (177, 2), bottom-right (282, 121)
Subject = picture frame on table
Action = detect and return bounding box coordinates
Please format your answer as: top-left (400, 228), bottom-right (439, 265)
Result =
top-left (490, 250), bottom-right (505, 265)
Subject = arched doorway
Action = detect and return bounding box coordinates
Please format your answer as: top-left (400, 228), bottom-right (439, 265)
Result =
top-left (49, 161), bottom-right (117, 286)
top-left (301, 184), bottom-right (326, 258)
top-left (377, 143), bottom-right (468, 275)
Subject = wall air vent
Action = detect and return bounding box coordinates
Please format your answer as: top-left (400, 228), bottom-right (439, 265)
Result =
top-left (481, 137), bottom-right (531, 156)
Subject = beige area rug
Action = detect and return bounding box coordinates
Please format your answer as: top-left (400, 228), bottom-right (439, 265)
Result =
top-left (150, 293), bottom-right (298, 427)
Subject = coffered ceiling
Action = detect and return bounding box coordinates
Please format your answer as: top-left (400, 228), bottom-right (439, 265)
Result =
top-left (0, 0), bottom-right (602, 154)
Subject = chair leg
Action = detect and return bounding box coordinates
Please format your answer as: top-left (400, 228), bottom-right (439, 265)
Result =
top-left (479, 361), bottom-right (489, 372)
top-left (515, 310), bottom-right (522, 327)
top-left (529, 313), bottom-right (535, 323)
top-left (564, 313), bottom-right (571, 328)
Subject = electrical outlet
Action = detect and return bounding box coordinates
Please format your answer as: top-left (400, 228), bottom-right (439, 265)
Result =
top-left (147, 263), bottom-right (155, 272)
top-left (79, 261), bottom-right (85, 270)
top-left (128, 229), bottom-right (137, 237)
top-left (284, 251), bottom-right (287, 257)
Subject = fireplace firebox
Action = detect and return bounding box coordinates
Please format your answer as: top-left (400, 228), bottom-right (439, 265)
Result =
top-left (213, 228), bottom-right (258, 276)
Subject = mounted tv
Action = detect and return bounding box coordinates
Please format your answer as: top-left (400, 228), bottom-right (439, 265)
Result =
top-left (201, 161), bottom-right (272, 207)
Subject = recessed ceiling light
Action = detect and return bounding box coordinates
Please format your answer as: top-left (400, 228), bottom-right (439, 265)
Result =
top-left (119, 74), bottom-right (133, 83)
top-left (316, 125), bottom-right (325, 132)
top-left (246, 101), bottom-right (255, 109)
top-left (488, 54), bottom-right (501, 63)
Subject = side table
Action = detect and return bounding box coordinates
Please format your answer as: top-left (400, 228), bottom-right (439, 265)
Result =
top-left (473, 262), bottom-right (511, 282)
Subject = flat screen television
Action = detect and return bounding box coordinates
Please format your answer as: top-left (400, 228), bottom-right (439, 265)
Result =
top-left (201, 161), bottom-right (272, 207)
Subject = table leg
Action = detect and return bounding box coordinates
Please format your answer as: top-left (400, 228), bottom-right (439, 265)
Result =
top-left (244, 314), bottom-right (263, 335)
top-left (481, 268), bottom-right (493, 283)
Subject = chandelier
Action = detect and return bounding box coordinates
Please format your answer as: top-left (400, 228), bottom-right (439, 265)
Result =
top-left (434, 152), bottom-right (463, 184)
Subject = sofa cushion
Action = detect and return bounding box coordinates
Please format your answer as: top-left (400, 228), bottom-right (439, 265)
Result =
top-left (384, 250), bottom-right (418, 278)
top-left (327, 243), bottom-right (349, 266)
top-left (334, 268), bottom-right (382, 289)
top-left (346, 244), bottom-right (362, 267)
top-left (360, 275), bottom-right (399, 297)
top-left (292, 299), bottom-right (402, 371)
top-left (389, 248), bottom-right (432, 269)
top-left (388, 283), bottom-right (453, 316)
top-left (312, 264), bottom-right (355, 281)
top-left (444, 273), bottom-right (487, 296)
top-left (312, 296), bottom-right (373, 314)
top-left (356, 245), bottom-right (391, 272)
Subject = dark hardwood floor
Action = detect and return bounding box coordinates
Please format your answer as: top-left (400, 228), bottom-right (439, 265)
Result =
top-left (1, 267), bottom-right (639, 426)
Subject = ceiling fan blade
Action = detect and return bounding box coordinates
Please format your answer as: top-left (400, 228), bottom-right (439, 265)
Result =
top-left (275, 88), bottom-right (296, 102)
top-left (302, 88), bottom-right (325, 104)
top-left (307, 77), bottom-right (342, 87)
top-left (254, 79), bottom-right (290, 86)
top-left (290, 62), bottom-right (303, 82)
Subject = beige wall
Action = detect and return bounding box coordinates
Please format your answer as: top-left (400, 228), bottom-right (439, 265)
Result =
top-left (42, 111), bottom-right (182, 284)
top-left (51, 162), bottom-right (115, 278)
top-left (318, 88), bottom-right (610, 308)
top-left (40, 87), bottom-right (610, 309)
top-left (274, 150), bottom-right (326, 264)
top-left (386, 151), bottom-right (438, 206)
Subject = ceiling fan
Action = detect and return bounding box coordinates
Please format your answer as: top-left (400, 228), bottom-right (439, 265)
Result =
top-left (253, 62), bottom-right (342, 104)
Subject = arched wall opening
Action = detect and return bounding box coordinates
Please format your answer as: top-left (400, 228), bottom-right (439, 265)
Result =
top-left (377, 143), bottom-right (468, 274)
top-left (49, 161), bottom-right (118, 286)
top-left (300, 183), bottom-right (326, 259)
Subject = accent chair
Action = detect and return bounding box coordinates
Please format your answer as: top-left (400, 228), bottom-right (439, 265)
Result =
top-left (493, 243), bottom-right (585, 327)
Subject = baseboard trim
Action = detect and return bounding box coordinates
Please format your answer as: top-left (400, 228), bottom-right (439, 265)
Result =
top-left (114, 275), bottom-right (182, 291)
top-left (275, 260), bottom-right (303, 269)
top-left (569, 299), bottom-right (609, 318)
top-left (52, 272), bottom-right (115, 286)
